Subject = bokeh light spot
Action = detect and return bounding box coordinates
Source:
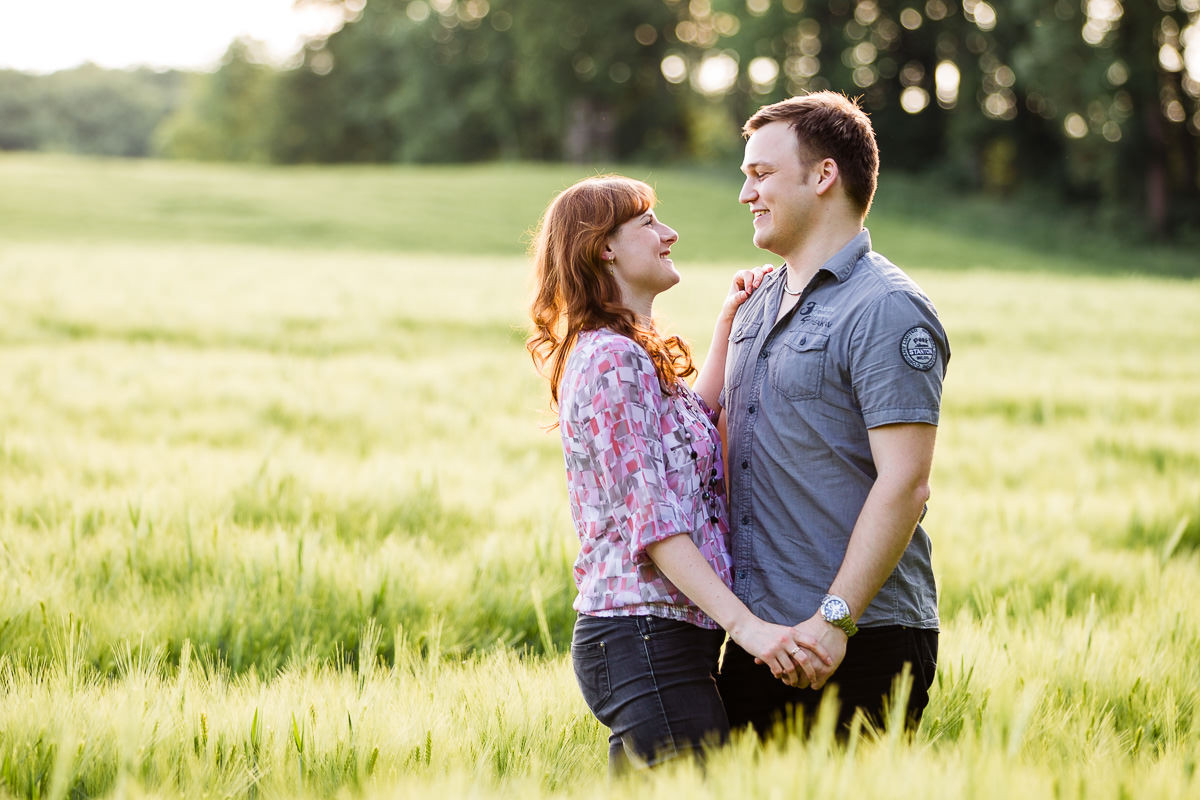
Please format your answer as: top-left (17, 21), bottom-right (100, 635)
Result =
top-left (661, 54), bottom-right (688, 84)
top-left (1064, 113), bottom-right (1088, 138)
top-left (901, 86), bottom-right (930, 113)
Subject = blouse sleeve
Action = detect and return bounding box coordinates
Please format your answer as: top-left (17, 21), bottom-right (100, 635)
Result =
top-left (571, 337), bottom-right (691, 562)
top-left (692, 391), bottom-right (721, 428)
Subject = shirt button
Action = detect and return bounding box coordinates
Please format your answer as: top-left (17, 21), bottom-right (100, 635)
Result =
top-left (748, 405), bottom-right (756, 413)
top-left (741, 515), bottom-right (750, 524)
top-left (760, 350), bottom-right (769, 359)
top-left (741, 461), bottom-right (749, 469)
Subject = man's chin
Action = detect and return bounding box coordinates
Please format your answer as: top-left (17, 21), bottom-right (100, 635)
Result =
top-left (752, 231), bottom-right (777, 253)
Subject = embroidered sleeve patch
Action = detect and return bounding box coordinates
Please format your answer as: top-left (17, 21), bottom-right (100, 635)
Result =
top-left (900, 326), bottom-right (938, 371)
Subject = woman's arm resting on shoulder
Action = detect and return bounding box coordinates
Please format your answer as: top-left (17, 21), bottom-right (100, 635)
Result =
top-left (644, 532), bottom-right (831, 684)
top-left (691, 265), bottom-right (772, 410)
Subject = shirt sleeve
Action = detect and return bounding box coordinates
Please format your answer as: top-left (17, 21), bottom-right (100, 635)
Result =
top-left (850, 289), bottom-right (950, 429)
top-left (692, 391), bottom-right (721, 427)
top-left (572, 337), bottom-right (691, 562)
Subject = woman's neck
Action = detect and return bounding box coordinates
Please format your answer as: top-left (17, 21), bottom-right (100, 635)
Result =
top-left (621, 291), bottom-right (654, 328)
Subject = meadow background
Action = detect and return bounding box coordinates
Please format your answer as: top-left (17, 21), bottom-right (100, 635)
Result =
top-left (1, 151), bottom-right (1199, 799)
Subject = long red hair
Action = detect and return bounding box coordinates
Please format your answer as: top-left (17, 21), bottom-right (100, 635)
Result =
top-left (527, 175), bottom-right (695, 409)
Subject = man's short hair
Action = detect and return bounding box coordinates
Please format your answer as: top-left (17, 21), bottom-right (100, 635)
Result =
top-left (744, 91), bottom-right (879, 216)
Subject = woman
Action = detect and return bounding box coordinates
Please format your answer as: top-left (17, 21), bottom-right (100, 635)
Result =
top-left (527, 176), bottom-right (829, 772)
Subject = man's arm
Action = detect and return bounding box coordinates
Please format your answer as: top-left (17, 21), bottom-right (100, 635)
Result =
top-left (784, 421), bottom-right (937, 688)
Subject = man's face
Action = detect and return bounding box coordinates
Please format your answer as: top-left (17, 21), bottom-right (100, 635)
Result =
top-left (738, 121), bottom-right (817, 258)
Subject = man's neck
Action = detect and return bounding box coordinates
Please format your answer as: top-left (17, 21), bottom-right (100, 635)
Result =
top-left (780, 218), bottom-right (864, 291)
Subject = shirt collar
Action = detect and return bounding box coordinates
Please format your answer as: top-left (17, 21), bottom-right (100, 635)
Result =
top-left (821, 228), bottom-right (872, 283)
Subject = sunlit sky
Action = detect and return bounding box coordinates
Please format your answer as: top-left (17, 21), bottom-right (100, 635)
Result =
top-left (0, 0), bottom-right (346, 73)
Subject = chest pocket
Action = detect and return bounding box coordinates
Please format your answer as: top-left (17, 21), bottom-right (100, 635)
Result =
top-left (769, 331), bottom-right (828, 400)
top-left (726, 320), bottom-right (762, 391)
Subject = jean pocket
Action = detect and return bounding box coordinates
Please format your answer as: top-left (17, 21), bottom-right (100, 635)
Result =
top-left (571, 640), bottom-right (612, 711)
top-left (770, 332), bottom-right (828, 400)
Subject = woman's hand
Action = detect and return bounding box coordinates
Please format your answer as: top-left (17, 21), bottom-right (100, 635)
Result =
top-left (719, 264), bottom-right (774, 322)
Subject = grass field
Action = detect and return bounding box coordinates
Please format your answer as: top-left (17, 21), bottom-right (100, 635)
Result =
top-left (1, 152), bottom-right (1198, 799)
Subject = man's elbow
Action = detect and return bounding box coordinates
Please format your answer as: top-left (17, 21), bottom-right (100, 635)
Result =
top-left (913, 479), bottom-right (932, 509)
top-left (886, 475), bottom-right (931, 531)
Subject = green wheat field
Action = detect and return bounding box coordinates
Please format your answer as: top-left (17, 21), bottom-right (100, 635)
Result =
top-left (1, 153), bottom-right (1198, 799)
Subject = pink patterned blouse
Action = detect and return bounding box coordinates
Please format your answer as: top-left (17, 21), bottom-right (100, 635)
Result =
top-left (558, 328), bottom-right (734, 630)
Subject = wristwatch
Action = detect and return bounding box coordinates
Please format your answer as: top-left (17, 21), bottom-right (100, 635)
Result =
top-left (819, 594), bottom-right (858, 637)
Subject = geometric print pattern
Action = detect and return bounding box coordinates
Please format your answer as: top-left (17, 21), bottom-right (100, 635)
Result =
top-left (558, 329), bottom-right (734, 630)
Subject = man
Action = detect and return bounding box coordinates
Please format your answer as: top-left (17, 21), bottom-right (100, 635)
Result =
top-left (716, 92), bottom-right (950, 736)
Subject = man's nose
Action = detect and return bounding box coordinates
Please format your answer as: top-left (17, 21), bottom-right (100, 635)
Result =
top-left (738, 178), bottom-right (755, 204)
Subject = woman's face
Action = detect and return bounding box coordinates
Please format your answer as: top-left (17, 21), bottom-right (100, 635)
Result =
top-left (604, 208), bottom-right (680, 303)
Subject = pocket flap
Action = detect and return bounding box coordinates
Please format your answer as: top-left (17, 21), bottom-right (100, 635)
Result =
top-left (781, 332), bottom-right (829, 353)
top-left (731, 321), bottom-right (761, 342)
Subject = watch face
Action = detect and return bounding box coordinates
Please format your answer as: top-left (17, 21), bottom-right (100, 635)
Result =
top-left (821, 595), bottom-right (849, 620)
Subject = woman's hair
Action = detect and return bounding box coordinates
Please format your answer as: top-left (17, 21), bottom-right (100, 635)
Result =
top-left (527, 175), bottom-right (695, 409)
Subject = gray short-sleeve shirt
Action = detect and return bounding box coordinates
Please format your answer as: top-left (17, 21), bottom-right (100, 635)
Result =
top-left (721, 229), bottom-right (949, 629)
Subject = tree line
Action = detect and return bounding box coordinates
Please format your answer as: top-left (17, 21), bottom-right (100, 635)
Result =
top-left (2, 0), bottom-right (1197, 237)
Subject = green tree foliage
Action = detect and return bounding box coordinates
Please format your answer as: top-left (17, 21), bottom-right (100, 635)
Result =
top-left (0, 65), bottom-right (183, 157)
top-left (269, 0), bottom-right (520, 162)
top-left (268, 0), bottom-right (692, 162)
top-left (155, 40), bottom-right (280, 162)
top-left (1003, 0), bottom-right (1200, 234)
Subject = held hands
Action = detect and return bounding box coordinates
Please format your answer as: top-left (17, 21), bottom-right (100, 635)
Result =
top-left (773, 613), bottom-right (849, 690)
top-left (720, 264), bottom-right (774, 322)
top-left (732, 615), bottom-right (834, 688)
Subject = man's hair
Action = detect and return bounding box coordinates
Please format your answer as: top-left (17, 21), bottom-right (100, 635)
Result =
top-left (743, 91), bottom-right (879, 216)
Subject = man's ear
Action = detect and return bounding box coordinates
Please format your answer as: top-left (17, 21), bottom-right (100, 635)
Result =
top-left (813, 158), bottom-right (840, 196)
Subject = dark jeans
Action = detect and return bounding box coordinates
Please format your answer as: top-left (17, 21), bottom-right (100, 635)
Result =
top-left (571, 613), bottom-right (728, 774)
top-left (717, 625), bottom-right (938, 738)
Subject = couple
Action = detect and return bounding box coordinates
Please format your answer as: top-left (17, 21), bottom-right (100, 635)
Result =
top-left (527, 92), bottom-right (949, 772)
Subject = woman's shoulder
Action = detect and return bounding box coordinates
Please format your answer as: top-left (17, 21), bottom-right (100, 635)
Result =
top-left (561, 329), bottom-right (658, 404)
top-left (572, 328), bottom-right (654, 370)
